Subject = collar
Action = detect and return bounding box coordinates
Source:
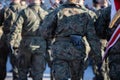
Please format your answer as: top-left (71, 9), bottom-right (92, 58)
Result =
top-left (29, 3), bottom-right (40, 7)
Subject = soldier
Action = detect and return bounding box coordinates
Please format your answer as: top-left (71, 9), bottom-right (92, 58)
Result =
top-left (40, 0), bottom-right (102, 80)
top-left (95, 6), bottom-right (111, 80)
top-left (96, 0), bottom-right (120, 79)
top-left (0, 0), bottom-right (23, 80)
top-left (106, 10), bottom-right (120, 80)
top-left (87, 1), bottom-right (106, 80)
top-left (9, 0), bottom-right (48, 79)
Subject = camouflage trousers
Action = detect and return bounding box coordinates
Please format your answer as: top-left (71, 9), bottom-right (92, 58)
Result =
top-left (51, 40), bottom-right (86, 80)
top-left (17, 38), bottom-right (46, 80)
top-left (90, 39), bottom-right (108, 80)
top-left (52, 59), bottom-right (84, 80)
top-left (10, 49), bottom-right (19, 80)
top-left (106, 53), bottom-right (120, 80)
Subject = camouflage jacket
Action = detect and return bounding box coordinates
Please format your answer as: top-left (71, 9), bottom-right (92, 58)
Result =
top-left (96, 6), bottom-right (120, 54)
top-left (0, 2), bottom-right (22, 34)
top-left (0, 2), bottom-right (22, 47)
top-left (95, 6), bottom-right (111, 39)
top-left (9, 3), bottom-right (48, 47)
top-left (40, 3), bottom-right (101, 58)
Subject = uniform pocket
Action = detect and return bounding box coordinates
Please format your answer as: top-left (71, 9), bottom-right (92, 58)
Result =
top-left (26, 38), bottom-right (46, 54)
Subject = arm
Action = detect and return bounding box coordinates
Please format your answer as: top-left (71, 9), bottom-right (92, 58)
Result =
top-left (95, 7), bottom-right (111, 39)
top-left (40, 11), bottom-right (57, 39)
top-left (86, 14), bottom-right (102, 64)
top-left (9, 11), bottom-right (24, 47)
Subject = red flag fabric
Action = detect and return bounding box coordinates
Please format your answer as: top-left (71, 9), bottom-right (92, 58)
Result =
top-left (114, 0), bottom-right (120, 11)
top-left (110, 0), bottom-right (120, 20)
top-left (103, 0), bottom-right (120, 60)
top-left (103, 25), bottom-right (120, 60)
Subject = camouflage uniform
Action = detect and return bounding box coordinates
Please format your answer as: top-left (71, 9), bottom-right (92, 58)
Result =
top-left (0, 2), bottom-right (22, 80)
top-left (40, 2), bottom-right (101, 80)
top-left (106, 17), bottom-right (120, 80)
top-left (96, 6), bottom-right (120, 80)
top-left (87, 6), bottom-right (106, 80)
top-left (82, 5), bottom-right (104, 80)
top-left (95, 6), bottom-right (111, 80)
top-left (9, 3), bottom-right (48, 80)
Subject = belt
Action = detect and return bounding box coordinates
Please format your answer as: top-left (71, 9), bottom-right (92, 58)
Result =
top-left (55, 36), bottom-right (70, 41)
top-left (22, 36), bottom-right (41, 39)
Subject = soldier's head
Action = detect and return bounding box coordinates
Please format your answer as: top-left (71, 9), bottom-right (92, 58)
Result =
top-left (93, 0), bottom-right (101, 9)
top-left (100, 0), bottom-right (108, 8)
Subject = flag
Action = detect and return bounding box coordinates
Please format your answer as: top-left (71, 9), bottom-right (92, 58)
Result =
top-left (110, 0), bottom-right (120, 20)
top-left (103, 25), bottom-right (120, 60)
top-left (103, 0), bottom-right (120, 60)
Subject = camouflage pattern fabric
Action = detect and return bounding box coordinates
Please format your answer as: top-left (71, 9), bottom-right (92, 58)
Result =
top-left (107, 17), bottom-right (120, 80)
top-left (96, 6), bottom-right (120, 80)
top-left (40, 2), bottom-right (101, 80)
top-left (0, 2), bottom-right (22, 80)
top-left (95, 6), bottom-right (111, 80)
top-left (87, 6), bottom-right (107, 80)
top-left (9, 3), bottom-right (48, 80)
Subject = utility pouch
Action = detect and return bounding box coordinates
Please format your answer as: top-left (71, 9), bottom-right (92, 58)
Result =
top-left (70, 35), bottom-right (84, 50)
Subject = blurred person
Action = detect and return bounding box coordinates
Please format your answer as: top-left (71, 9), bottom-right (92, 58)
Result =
top-left (87, 1), bottom-right (106, 80)
top-left (9, 0), bottom-right (48, 79)
top-left (48, 0), bottom-right (63, 12)
top-left (92, 0), bottom-right (101, 11)
top-left (95, 0), bottom-right (120, 80)
top-left (0, 2), bottom-right (3, 10)
top-left (20, 0), bottom-right (28, 8)
top-left (0, 0), bottom-right (24, 80)
top-left (100, 0), bottom-right (108, 8)
top-left (40, 0), bottom-right (102, 80)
